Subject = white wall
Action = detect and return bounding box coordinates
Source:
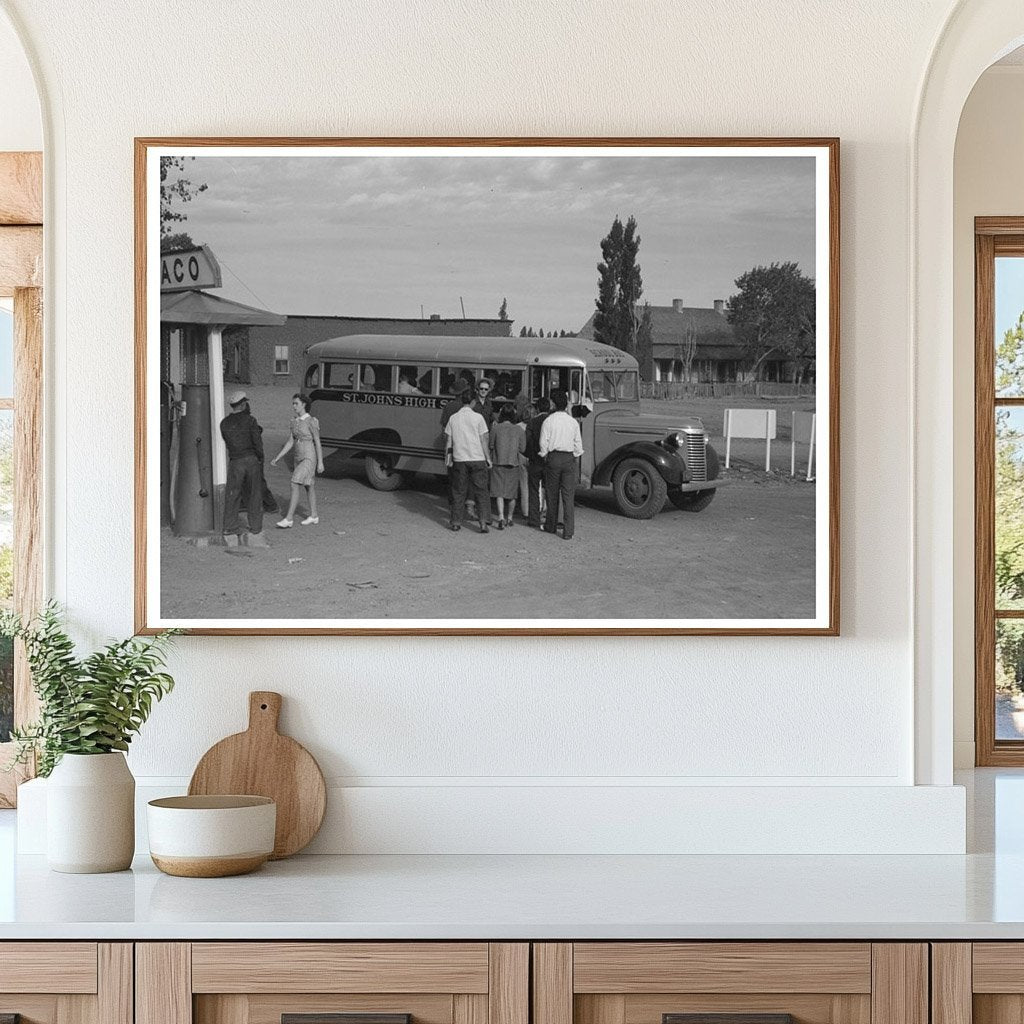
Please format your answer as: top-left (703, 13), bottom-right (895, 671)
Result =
top-left (0, 9), bottom-right (39, 152)
top-left (952, 66), bottom-right (1024, 767)
top-left (0, 0), bottom-right (975, 852)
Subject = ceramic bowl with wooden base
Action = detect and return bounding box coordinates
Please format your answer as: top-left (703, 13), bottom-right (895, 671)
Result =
top-left (147, 795), bottom-right (276, 877)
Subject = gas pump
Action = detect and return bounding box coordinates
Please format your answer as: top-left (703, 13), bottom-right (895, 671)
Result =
top-left (171, 383), bottom-right (215, 536)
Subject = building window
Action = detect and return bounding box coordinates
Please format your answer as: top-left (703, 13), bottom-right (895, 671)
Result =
top-left (274, 345), bottom-right (289, 375)
top-left (976, 218), bottom-right (1024, 764)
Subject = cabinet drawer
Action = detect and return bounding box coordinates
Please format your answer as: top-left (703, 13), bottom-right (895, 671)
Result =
top-left (936, 942), bottom-right (1024, 1024)
top-left (0, 943), bottom-right (130, 1024)
top-left (139, 943), bottom-right (528, 1024)
top-left (534, 944), bottom-right (926, 1024)
top-left (191, 944), bottom-right (491, 994)
top-left (0, 942), bottom-right (98, 993)
top-left (572, 944), bottom-right (872, 994)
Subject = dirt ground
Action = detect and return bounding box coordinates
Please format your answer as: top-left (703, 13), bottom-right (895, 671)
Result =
top-left (159, 386), bottom-right (818, 622)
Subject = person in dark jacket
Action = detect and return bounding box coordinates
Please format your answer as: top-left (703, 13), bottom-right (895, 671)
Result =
top-left (471, 378), bottom-right (495, 427)
top-left (220, 390), bottom-right (266, 539)
top-left (524, 396), bottom-right (552, 527)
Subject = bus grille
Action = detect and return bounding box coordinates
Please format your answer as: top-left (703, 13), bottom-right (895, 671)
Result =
top-left (684, 431), bottom-right (707, 482)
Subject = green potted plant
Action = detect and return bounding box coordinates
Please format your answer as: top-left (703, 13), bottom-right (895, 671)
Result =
top-left (2, 603), bottom-right (178, 873)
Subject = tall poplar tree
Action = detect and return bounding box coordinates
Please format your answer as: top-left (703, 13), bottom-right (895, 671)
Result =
top-left (593, 217), bottom-right (624, 348)
top-left (593, 215), bottom-right (651, 377)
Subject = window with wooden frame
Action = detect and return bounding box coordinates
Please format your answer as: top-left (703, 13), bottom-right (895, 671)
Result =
top-left (976, 217), bottom-right (1024, 764)
top-left (0, 151), bottom-right (44, 806)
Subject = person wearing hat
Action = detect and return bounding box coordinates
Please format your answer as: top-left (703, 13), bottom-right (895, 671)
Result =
top-left (440, 377), bottom-right (471, 428)
top-left (220, 390), bottom-right (267, 541)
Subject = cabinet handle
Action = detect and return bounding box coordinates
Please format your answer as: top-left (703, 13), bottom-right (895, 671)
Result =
top-left (283, 1015), bottom-right (411, 1024)
top-left (664, 1016), bottom-right (794, 1024)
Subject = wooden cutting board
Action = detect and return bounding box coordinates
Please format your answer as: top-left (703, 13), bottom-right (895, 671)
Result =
top-left (188, 691), bottom-right (326, 859)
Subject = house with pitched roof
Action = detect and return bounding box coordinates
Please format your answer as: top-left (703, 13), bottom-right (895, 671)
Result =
top-left (577, 298), bottom-right (794, 383)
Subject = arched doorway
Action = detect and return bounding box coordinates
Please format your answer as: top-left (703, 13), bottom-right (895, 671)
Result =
top-left (913, 1), bottom-right (1024, 785)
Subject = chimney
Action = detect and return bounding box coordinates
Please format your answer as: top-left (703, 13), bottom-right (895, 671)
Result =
top-left (672, 298), bottom-right (684, 313)
top-left (429, 313), bottom-right (441, 321)
top-left (713, 299), bottom-right (725, 314)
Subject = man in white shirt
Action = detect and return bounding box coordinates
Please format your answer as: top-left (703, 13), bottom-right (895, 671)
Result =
top-left (538, 388), bottom-right (584, 540)
top-left (444, 391), bottom-right (492, 533)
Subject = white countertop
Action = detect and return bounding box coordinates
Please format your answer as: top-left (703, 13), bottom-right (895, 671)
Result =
top-left (0, 850), bottom-right (1023, 940)
top-left (1, 769), bottom-right (1021, 941)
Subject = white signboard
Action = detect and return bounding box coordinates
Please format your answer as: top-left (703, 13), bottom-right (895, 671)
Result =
top-left (160, 245), bottom-right (222, 292)
top-left (724, 408), bottom-right (777, 471)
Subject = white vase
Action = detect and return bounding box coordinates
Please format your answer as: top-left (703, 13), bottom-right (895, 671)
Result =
top-left (46, 752), bottom-right (135, 873)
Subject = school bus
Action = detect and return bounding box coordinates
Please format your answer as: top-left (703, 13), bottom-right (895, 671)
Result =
top-left (303, 334), bottom-right (721, 519)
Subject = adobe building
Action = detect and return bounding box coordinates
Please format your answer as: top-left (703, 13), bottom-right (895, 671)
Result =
top-left (234, 314), bottom-right (515, 390)
top-left (578, 298), bottom-right (796, 383)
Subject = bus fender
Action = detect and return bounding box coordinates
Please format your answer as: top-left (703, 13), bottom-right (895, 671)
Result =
top-left (592, 442), bottom-right (684, 488)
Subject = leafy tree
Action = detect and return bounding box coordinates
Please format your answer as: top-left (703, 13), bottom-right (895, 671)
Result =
top-left (615, 216), bottom-right (643, 358)
top-left (726, 261), bottom-right (815, 381)
top-left (161, 231), bottom-right (197, 253)
top-left (593, 217), bottom-right (624, 348)
top-left (593, 215), bottom-right (651, 376)
top-left (499, 297), bottom-right (509, 321)
top-left (160, 156), bottom-right (207, 246)
top-left (676, 323), bottom-right (698, 382)
top-left (636, 303), bottom-right (654, 382)
top-left (519, 326), bottom-right (527, 338)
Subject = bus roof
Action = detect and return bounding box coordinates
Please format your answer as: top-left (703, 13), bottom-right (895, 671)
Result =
top-left (305, 334), bottom-right (640, 370)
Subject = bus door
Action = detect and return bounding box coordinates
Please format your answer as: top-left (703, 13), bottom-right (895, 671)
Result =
top-left (529, 366), bottom-right (583, 404)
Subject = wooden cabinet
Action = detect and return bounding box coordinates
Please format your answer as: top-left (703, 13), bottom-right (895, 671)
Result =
top-left (136, 944), bottom-right (528, 1024)
top-left (533, 944), bottom-right (928, 1024)
top-left (0, 943), bottom-right (132, 1024)
top-left (932, 943), bottom-right (1024, 1024)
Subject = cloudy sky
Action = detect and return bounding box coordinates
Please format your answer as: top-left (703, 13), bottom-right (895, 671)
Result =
top-left (170, 151), bottom-right (817, 332)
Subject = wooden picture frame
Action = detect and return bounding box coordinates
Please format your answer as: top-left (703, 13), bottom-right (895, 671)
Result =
top-left (135, 137), bottom-right (839, 636)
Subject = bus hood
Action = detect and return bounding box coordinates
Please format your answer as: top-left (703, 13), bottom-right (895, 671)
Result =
top-left (591, 407), bottom-right (706, 437)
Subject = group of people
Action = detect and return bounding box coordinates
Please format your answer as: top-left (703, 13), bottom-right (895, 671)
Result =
top-left (219, 390), bottom-right (323, 540)
top-left (219, 377), bottom-right (583, 544)
top-left (442, 377), bottom-right (584, 539)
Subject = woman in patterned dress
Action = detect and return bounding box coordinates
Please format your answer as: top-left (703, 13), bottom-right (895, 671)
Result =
top-left (270, 393), bottom-right (325, 527)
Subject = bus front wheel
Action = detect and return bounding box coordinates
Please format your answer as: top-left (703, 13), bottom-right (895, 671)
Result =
top-left (365, 453), bottom-right (404, 491)
top-left (611, 458), bottom-right (667, 519)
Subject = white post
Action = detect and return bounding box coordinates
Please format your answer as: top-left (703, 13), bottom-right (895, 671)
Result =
top-left (765, 410), bottom-right (771, 472)
top-left (807, 413), bottom-right (817, 482)
top-left (724, 409), bottom-right (732, 469)
top-left (208, 325), bottom-right (226, 488)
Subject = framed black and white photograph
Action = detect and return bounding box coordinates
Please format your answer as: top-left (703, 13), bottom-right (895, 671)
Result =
top-left (135, 137), bottom-right (839, 635)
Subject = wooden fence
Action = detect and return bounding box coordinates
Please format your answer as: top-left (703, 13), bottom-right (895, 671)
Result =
top-left (640, 381), bottom-right (816, 400)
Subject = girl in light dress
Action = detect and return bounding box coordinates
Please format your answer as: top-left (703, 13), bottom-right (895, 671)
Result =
top-left (489, 404), bottom-right (526, 529)
top-left (271, 393), bottom-right (324, 527)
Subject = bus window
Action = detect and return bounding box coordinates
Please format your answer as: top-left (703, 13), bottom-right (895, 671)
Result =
top-left (360, 364), bottom-right (393, 392)
top-left (396, 365), bottom-right (436, 395)
top-left (488, 369), bottom-right (523, 403)
top-left (304, 364), bottom-right (321, 390)
top-left (441, 367), bottom-right (478, 395)
top-left (587, 369), bottom-right (639, 402)
top-left (532, 367), bottom-right (572, 399)
top-left (324, 362), bottom-right (358, 390)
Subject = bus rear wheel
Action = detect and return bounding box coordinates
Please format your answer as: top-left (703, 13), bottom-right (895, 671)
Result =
top-left (365, 453), bottom-right (404, 491)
